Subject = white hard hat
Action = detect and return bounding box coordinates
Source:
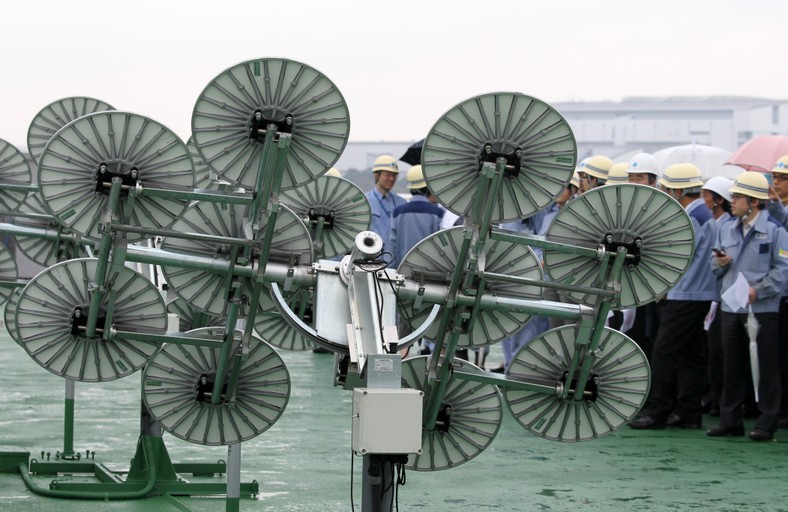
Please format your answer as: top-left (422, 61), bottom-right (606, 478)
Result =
top-left (702, 176), bottom-right (733, 200)
top-left (627, 153), bottom-right (660, 177)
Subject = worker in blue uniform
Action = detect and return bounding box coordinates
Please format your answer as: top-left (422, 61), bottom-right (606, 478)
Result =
top-left (365, 155), bottom-right (406, 247)
top-left (700, 176), bottom-right (735, 416)
top-left (629, 163), bottom-right (718, 430)
top-left (707, 171), bottom-right (788, 441)
top-left (388, 165), bottom-right (444, 269)
top-left (389, 165), bottom-right (444, 356)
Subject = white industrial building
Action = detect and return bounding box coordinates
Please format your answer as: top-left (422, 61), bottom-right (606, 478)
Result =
top-left (334, 96), bottom-right (788, 171)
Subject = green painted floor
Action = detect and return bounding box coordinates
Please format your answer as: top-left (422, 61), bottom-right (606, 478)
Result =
top-left (2, 334), bottom-right (788, 512)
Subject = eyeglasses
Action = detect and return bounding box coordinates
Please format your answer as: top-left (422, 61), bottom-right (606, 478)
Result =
top-left (578, 172), bottom-right (589, 180)
top-left (773, 174), bottom-right (787, 182)
top-left (730, 193), bottom-right (749, 201)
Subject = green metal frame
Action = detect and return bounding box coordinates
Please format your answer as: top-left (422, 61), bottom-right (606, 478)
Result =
top-left (414, 156), bottom-right (638, 430)
top-left (0, 119), bottom-right (294, 510)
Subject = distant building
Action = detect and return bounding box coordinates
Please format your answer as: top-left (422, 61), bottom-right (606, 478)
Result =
top-left (335, 96), bottom-right (788, 171)
top-left (554, 95), bottom-right (788, 161)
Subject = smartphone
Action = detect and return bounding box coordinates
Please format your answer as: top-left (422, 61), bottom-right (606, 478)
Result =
top-left (712, 248), bottom-right (726, 257)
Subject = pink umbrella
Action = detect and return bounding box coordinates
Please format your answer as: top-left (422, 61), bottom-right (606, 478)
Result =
top-left (726, 135), bottom-right (788, 173)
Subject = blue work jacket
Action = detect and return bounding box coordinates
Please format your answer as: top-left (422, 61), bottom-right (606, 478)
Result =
top-left (711, 210), bottom-right (788, 313)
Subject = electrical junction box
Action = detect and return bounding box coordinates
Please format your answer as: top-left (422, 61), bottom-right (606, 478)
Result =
top-left (352, 388), bottom-right (424, 455)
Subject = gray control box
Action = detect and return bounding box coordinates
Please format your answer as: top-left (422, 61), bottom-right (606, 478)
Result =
top-left (351, 388), bottom-right (424, 455)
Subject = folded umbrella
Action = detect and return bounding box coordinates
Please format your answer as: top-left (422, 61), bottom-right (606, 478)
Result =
top-left (747, 305), bottom-right (760, 402)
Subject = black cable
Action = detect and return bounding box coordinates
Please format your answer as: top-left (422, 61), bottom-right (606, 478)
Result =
top-left (395, 459), bottom-right (406, 511)
top-left (350, 450), bottom-right (355, 512)
top-left (374, 273), bottom-right (388, 352)
top-left (394, 462), bottom-right (400, 512)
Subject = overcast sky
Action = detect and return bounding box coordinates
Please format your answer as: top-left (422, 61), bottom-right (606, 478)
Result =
top-left (3, 0), bottom-right (787, 150)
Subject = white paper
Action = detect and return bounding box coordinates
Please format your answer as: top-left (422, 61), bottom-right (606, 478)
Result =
top-left (703, 301), bottom-right (718, 331)
top-left (620, 308), bottom-right (635, 333)
top-left (721, 272), bottom-right (750, 312)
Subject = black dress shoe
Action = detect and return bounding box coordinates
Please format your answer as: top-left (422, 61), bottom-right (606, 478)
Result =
top-left (706, 425), bottom-right (745, 437)
top-left (666, 413), bottom-right (702, 429)
top-left (748, 428), bottom-right (774, 441)
top-left (628, 415), bottom-right (666, 429)
top-left (778, 417), bottom-right (788, 429)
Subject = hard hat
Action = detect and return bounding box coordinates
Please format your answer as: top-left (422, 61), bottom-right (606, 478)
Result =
top-left (372, 155), bottom-right (399, 174)
top-left (658, 163), bottom-right (703, 190)
top-left (406, 165), bottom-right (427, 189)
top-left (729, 171), bottom-right (770, 200)
top-left (606, 162), bottom-right (629, 184)
top-left (570, 171), bottom-right (581, 189)
top-left (579, 155), bottom-right (613, 180)
top-left (702, 176), bottom-right (733, 200)
top-left (772, 155), bottom-right (788, 175)
top-left (324, 167), bottom-right (341, 177)
top-left (627, 153), bottom-right (660, 176)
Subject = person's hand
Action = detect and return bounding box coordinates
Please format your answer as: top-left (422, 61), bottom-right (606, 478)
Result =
top-left (716, 253), bottom-right (732, 267)
top-left (749, 287), bottom-right (757, 304)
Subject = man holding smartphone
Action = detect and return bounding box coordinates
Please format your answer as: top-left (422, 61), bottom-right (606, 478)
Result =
top-left (707, 171), bottom-right (788, 441)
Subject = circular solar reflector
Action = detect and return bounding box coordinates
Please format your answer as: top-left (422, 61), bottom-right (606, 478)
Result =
top-left (27, 96), bottom-right (115, 164)
top-left (421, 92), bottom-right (576, 223)
top-left (14, 258), bottom-right (166, 381)
top-left (0, 242), bottom-right (19, 306)
top-left (281, 174), bottom-right (371, 259)
top-left (397, 226), bottom-right (543, 347)
top-left (11, 191), bottom-right (86, 267)
top-left (402, 356), bottom-right (502, 471)
top-left (37, 111), bottom-right (195, 242)
top-left (192, 58), bottom-right (350, 191)
top-left (161, 203), bottom-right (312, 317)
top-left (0, 137), bottom-right (32, 212)
top-left (143, 327), bottom-right (291, 445)
top-left (505, 325), bottom-right (650, 442)
top-left (543, 184), bottom-right (694, 309)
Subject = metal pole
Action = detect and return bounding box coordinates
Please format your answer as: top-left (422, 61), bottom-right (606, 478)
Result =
top-left (212, 301), bottom-right (241, 405)
top-left (571, 246), bottom-right (629, 401)
top-left (85, 178), bottom-right (123, 338)
top-left (59, 379), bottom-right (76, 460)
top-left (361, 455), bottom-right (393, 512)
top-left (226, 443), bottom-right (241, 512)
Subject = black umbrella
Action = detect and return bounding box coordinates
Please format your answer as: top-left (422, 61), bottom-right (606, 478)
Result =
top-left (399, 139), bottom-right (424, 165)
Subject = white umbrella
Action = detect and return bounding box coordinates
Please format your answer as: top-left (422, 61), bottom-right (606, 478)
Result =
top-left (653, 143), bottom-right (742, 180)
top-left (747, 305), bottom-right (760, 402)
